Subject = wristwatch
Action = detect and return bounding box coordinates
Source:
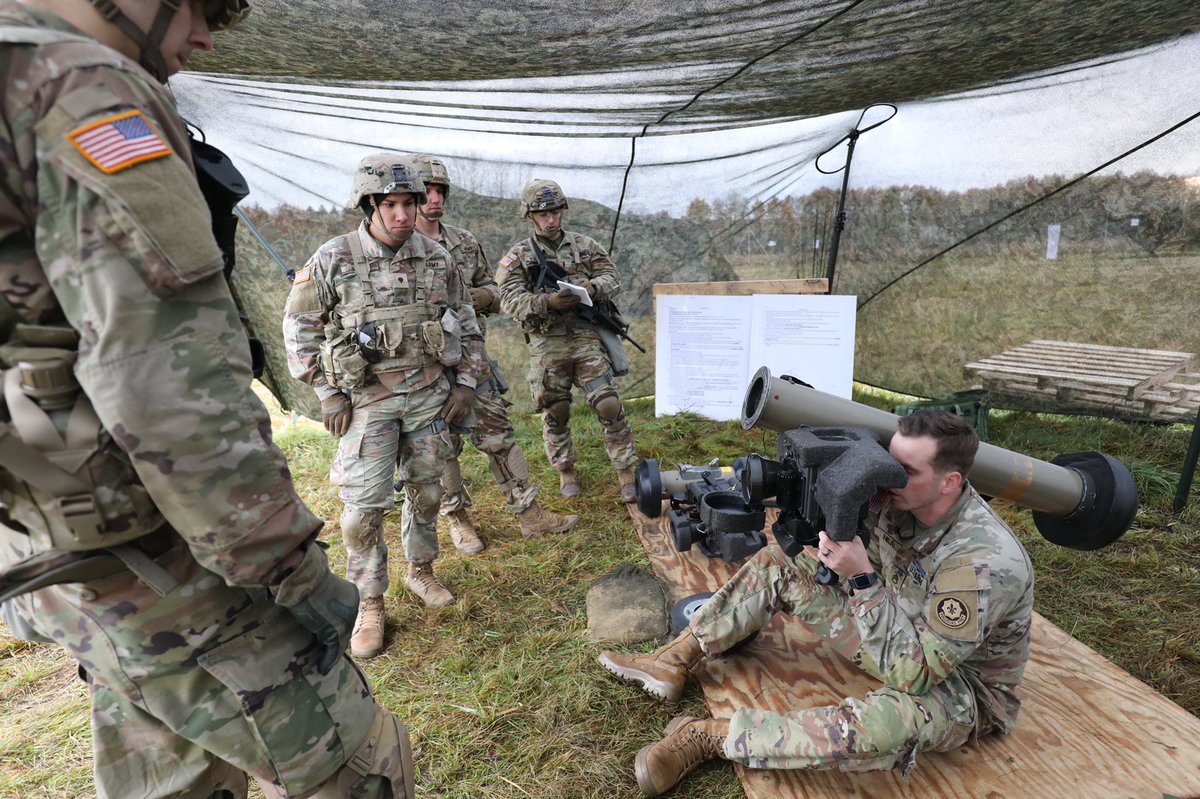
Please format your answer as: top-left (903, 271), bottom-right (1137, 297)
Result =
top-left (848, 572), bottom-right (880, 592)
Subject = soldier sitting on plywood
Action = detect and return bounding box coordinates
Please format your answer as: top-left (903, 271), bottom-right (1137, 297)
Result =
top-left (598, 411), bottom-right (1034, 797)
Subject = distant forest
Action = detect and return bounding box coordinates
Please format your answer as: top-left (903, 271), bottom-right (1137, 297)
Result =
top-left (688, 171), bottom-right (1200, 279)
top-left (238, 170), bottom-right (1199, 304)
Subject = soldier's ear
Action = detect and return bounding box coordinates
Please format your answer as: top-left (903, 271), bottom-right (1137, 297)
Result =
top-left (940, 469), bottom-right (964, 495)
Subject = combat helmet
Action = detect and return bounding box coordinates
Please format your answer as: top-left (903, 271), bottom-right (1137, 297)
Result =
top-left (522, 179), bottom-right (569, 217)
top-left (86, 0), bottom-right (251, 82)
top-left (348, 153), bottom-right (427, 210)
top-left (203, 0), bottom-right (252, 31)
top-left (412, 154), bottom-right (452, 194)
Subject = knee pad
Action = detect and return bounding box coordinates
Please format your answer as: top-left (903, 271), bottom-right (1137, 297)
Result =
top-left (545, 399), bottom-right (571, 429)
top-left (408, 481), bottom-right (443, 516)
top-left (336, 707), bottom-right (416, 799)
top-left (341, 507), bottom-right (384, 551)
top-left (489, 444), bottom-right (530, 485)
top-left (590, 392), bottom-right (623, 422)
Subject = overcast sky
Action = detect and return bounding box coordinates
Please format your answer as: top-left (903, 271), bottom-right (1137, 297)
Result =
top-left (174, 31), bottom-right (1200, 215)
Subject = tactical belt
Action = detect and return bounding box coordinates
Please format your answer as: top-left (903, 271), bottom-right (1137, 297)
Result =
top-left (406, 417), bottom-right (448, 439)
top-left (0, 527), bottom-right (179, 605)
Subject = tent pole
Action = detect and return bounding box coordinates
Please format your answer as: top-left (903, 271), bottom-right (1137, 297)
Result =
top-left (1173, 405), bottom-right (1200, 513)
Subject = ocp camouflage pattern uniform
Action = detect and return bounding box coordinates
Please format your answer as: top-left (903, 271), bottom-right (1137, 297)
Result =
top-left (691, 484), bottom-right (1033, 771)
top-left (283, 222), bottom-right (486, 592)
top-left (497, 229), bottom-right (637, 474)
top-left (434, 222), bottom-right (538, 514)
top-left (0, 3), bottom-right (411, 796)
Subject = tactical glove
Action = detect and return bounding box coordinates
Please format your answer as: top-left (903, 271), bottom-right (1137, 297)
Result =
top-left (441, 385), bottom-right (476, 426)
top-left (321, 392), bottom-right (352, 437)
top-left (572, 277), bottom-right (596, 298)
top-left (469, 286), bottom-right (493, 312)
top-left (546, 287), bottom-right (581, 312)
top-left (273, 544), bottom-right (359, 675)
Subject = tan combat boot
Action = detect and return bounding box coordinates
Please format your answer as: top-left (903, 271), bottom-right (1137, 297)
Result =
top-left (559, 467), bottom-right (581, 498)
top-left (597, 628), bottom-right (703, 703)
top-left (350, 596), bottom-right (386, 659)
top-left (405, 561), bottom-right (456, 607)
top-left (446, 509), bottom-right (485, 555)
top-left (516, 500), bottom-right (580, 538)
top-left (617, 467), bottom-right (637, 504)
top-left (634, 716), bottom-right (730, 797)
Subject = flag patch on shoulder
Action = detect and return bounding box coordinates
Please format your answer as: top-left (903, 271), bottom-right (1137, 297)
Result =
top-left (498, 255), bottom-right (513, 268)
top-left (68, 111), bottom-right (172, 175)
top-left (293, 266), bottom-right (311, 284)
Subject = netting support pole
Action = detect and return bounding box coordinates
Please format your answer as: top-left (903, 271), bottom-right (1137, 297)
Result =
top-left (1173, 404), bottom-right (1200, 513)
top-left (823, 129), bottom-right (858, 294)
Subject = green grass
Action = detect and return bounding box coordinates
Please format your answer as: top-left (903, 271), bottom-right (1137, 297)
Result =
top-left (3, 390), bottom-right (1198, 796)
top-left (3, 305), bottom-right (1200, 795)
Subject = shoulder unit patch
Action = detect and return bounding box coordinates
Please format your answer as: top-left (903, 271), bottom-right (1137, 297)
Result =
top-left (68, 110), bottom-right (172, 175)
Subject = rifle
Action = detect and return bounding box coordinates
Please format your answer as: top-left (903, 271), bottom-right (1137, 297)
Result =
top-left (528, 237), bottom-right (646, 353)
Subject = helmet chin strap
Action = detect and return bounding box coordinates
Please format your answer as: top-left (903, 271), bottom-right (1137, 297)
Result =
top-left (90, 0), bottom-right (182, 83)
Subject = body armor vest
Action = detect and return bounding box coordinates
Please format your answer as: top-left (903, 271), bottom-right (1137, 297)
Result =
top-left (520, 233), bottom-right (592, 337)
top-left (319, 232), bottom-right (461, 390)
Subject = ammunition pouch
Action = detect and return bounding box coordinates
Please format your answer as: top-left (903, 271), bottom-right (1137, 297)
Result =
top-left (318, 328), bottom-right (370, 391)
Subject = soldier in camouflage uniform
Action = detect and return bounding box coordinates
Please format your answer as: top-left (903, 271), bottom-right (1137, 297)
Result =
top-left (598, 411), bottom-right (1034, 796)
top-left (406, 155), bottom-right (578, 550)
top-left (283, 152), bottom-right (487, 658)
top-left (0, 1), bottom-right (414, 796)
top-left (497, 179), bottom-right (639, 502)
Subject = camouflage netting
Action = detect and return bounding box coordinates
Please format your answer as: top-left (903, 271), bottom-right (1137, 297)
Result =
top-left (176, 1), bottom-right (1200, 418)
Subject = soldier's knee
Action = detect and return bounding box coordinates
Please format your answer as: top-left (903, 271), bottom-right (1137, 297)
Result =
top-left (544, 399), bottom-right (571, 429)
top-left (341, 508), bottom-right (384, 550)
top-left (334, 707), bottom-right (416, 799)
top-left (408, 481), bottom-right (443, 516)
top-left (590, 391), bottom-right (623, 422)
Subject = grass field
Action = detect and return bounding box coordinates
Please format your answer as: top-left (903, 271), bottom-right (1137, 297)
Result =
top-left (2, 250), bottom-right (1199, 796)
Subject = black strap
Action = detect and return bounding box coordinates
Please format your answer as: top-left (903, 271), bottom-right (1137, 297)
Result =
top-left (88, 0), bottom-right (181, 82)
top-left (529, 236), bottom-right (569, 288)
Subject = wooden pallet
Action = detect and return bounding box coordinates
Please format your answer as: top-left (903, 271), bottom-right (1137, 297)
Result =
top-left (964, 340), bottom-right (1200, 422)
top-left (625, 503), bottom-right (1200, 799)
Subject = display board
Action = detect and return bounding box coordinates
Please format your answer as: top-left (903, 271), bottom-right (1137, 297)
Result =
top-left (654, 290), bottom-right (855, 419)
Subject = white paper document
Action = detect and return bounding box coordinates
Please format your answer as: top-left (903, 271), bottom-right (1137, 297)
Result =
top-left (556, 280), bottom-right (593, 307)
top-left (655, 294), bottom-right (856, 420)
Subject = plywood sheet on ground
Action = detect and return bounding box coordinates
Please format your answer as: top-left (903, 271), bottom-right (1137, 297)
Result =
top-left (626, 503), bottom-right (1200, 799)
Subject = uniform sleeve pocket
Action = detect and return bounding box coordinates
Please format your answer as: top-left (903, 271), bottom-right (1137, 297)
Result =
top-left (927, 559), bottom-right (988, 643)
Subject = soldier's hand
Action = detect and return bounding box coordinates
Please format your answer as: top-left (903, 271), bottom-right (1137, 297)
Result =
top-left (284, 571), bottom-right (359, 674)
top-left (573, 277), bottom-right (596, 298)
top-left (321, 392), bottom-right (352, 437)
top-left (273, 544), bottom-right (359, 675)
top-left (817, 530), bottom-right (871, 579)
top-left (441, 385), bottom-right (476, 426)
top-left (547, 287), bottom-right (581, 311)
top-left (469, 286), bottom-right (493, 311)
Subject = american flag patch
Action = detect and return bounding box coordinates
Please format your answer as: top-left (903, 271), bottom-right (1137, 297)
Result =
top-left (498, 255), bottom-right (513, 268)
top-left (68, 111), bottom-right (172, 175)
